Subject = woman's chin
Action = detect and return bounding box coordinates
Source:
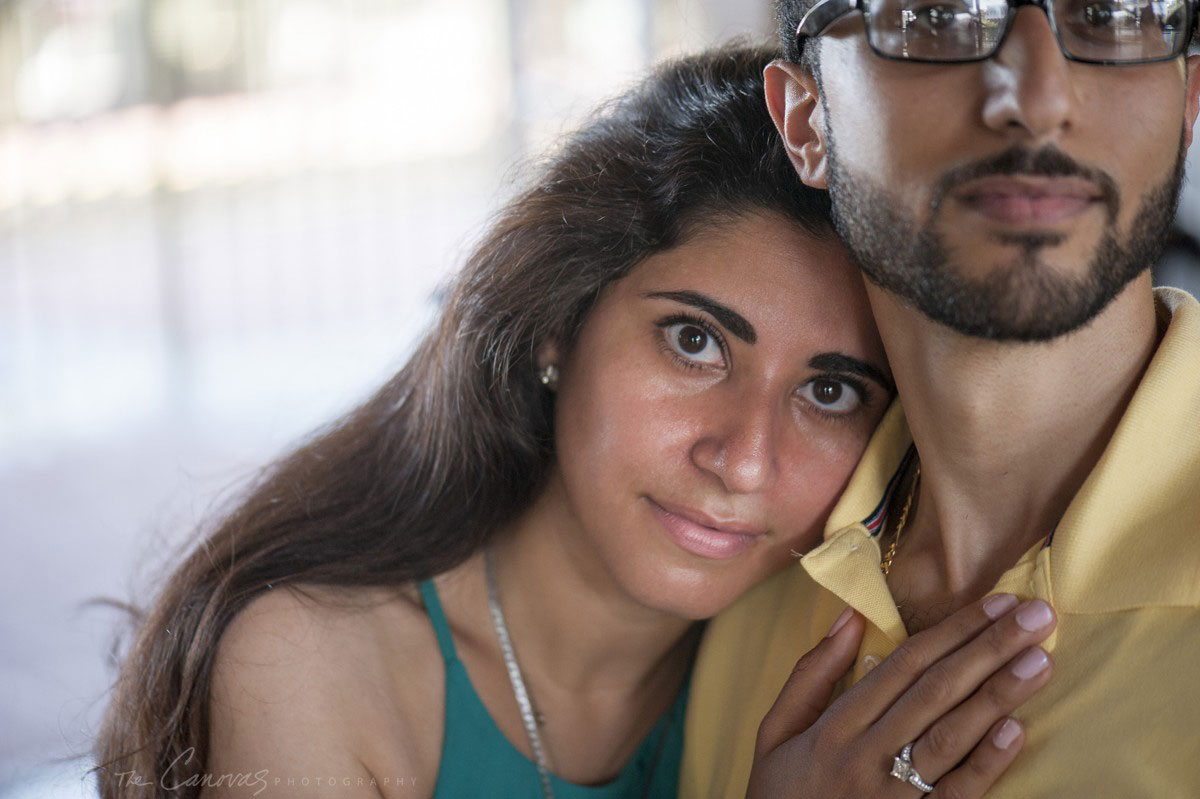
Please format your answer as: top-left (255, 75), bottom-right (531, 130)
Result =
top-left (622, 559), bottom-right (782, 621)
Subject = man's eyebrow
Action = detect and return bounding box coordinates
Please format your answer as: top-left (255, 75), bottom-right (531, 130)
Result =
top-left (809, 352), bottom-right (895, 395)
top-left (643, 291), bottom-right (757, 344)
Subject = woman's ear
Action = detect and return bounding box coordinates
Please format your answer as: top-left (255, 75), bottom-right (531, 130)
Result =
top-left (536, 341), bottom-right (561, 390)
top-left (536, 340), bottom-right (560, 372)
top-left (764, 59), bottom-right (830, 189)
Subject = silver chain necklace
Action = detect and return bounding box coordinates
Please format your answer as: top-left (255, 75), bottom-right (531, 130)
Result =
top-left (484, 546), bottom-right (555, 799)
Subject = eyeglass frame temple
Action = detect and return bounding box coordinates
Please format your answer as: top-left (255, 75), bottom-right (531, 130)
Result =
top-left (797, 0), bottom-right (861, 39)
top-left (797, 0), bottom-right (1200, 48)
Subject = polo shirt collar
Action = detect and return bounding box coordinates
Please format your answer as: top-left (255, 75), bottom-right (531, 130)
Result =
top-left (1052, 287), bottom-right (1200, 613)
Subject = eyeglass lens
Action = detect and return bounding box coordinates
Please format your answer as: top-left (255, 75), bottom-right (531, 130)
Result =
top-left (864, 0), bottom-right (1190, 61)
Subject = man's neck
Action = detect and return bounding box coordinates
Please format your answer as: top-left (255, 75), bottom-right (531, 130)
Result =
top-left (871, 274), bottom-right (1162, 630)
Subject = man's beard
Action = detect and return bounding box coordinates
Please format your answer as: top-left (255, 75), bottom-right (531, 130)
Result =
top-left (824, 137), bottom-right (1186, 342)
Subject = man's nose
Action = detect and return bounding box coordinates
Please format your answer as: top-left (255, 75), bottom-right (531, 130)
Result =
top-left (981, 6), bottom-right (1076, 140)
top-left (690, 397), bottom-right (778, 495)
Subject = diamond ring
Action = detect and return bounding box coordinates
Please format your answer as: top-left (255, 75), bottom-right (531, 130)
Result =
top-left (890, 742), bottom-right (936, 793)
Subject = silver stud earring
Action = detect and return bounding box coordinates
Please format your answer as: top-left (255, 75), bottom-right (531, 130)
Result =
top-left (538, 364), bottom-right (559, 389)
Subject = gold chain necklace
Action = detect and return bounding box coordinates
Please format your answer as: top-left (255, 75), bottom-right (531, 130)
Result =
top-left (880, 461), bottom-right (920, 576)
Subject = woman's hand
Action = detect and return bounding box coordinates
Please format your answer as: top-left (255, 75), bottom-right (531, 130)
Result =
top-left (747, 594), bottom-right (1056, 798)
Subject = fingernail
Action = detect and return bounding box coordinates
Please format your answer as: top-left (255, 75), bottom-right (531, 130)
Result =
top-left (1015, 599), bottom-right (1053, 632)
top-left (993, 718), bottom-right (1021, 749)
top-left (1011, 647), bottom-right (1049, 679)
top-left (982, 593), bottom-right (1018, 619)
top-left (826, 607), bottom-right (854, 638)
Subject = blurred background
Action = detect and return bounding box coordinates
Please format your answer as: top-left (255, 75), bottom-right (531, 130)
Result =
top-left (1, 1), bottom-right (1198, 796)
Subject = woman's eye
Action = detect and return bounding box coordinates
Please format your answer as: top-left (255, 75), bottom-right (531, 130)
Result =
top-left (665, 322), bottom-right (725, 367)
top-left (798, 378), bottom-right (863, 415)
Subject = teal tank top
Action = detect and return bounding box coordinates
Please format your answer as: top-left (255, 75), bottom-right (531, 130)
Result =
top-left (418, 579), bottom-right (689, 799)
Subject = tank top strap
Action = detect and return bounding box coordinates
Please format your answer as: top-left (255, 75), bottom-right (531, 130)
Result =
top-left (418, 579), bottom-right (460, 664)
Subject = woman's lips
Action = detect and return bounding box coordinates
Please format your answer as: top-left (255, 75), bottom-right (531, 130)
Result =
top-left (648, 498), bottom-right (763, 560)
top-left (955, 176), bottom-right (1102, 226)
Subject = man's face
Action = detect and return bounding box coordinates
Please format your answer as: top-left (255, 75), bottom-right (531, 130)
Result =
top-left (793, 10), bottom-right (1200, 341)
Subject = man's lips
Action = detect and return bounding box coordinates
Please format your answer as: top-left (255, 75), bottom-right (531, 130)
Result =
top-left (955, 176), bottom-right (1104, 226)
top-left (648, 498), bottom-right (766, 560)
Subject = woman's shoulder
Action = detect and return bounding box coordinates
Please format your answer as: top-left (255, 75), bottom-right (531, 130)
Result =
top-left (206, 581), bottom-right (446, 796)
top-left (214, 581), bottom-right (444, 697)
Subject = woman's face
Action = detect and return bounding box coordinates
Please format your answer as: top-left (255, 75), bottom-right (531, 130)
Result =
top-left (547, 211), bottom-right (891, 620)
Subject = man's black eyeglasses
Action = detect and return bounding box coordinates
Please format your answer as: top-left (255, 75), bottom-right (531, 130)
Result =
top-left (796, 0), bottom-right (1196, 65)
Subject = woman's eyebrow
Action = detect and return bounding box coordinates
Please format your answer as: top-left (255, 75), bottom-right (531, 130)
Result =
top-left (643, 290), bottom-right (756, 344)
top-left (809, 352), bottom-right (895, 395)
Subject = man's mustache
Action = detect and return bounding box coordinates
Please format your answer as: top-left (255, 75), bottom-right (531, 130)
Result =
top-left (931, 146), bottom-right (1120, 225)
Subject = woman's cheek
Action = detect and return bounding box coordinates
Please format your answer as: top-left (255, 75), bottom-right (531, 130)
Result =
top-left (776, 435), bottom-right (869, 533)
top-left (555, 365), bottom-right (672, 496)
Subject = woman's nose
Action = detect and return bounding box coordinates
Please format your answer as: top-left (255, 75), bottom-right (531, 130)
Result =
top-left (689, 398), bottom-right (778, 495)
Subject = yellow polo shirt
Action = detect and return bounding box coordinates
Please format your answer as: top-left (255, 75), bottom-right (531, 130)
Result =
top-left (681, 288), bottom-right (1200, 799)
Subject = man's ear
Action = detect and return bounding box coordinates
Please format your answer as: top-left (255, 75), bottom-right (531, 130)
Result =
top-left (764, 58), bottom-right (830, 189)
top-left (1184, 54), bottom-right (1200, 149)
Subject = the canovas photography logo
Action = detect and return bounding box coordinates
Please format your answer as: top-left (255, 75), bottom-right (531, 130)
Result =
top-left (112, 747), bottom-right (419, 794)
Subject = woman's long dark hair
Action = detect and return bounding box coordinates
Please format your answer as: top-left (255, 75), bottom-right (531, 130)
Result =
top-left (92, 40), bottom-right (833, 798)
